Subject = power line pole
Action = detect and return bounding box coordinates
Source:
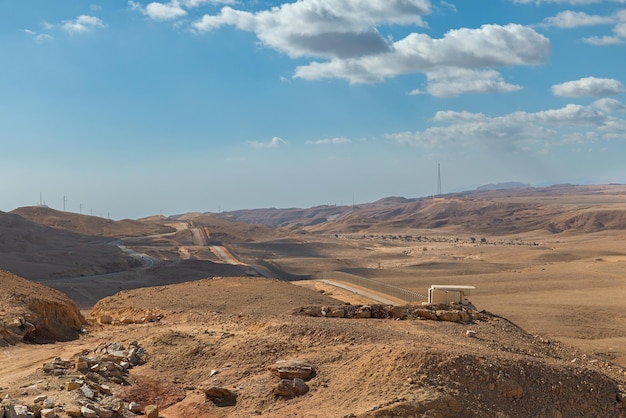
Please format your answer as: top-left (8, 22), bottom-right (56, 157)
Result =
top-left (437, 163), bottom-right (442, 196)
top-left (63, 195), bottom-right (67, 211)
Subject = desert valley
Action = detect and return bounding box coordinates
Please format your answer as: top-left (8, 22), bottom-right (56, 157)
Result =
top-left (1, 184), bottom-right (626, 417)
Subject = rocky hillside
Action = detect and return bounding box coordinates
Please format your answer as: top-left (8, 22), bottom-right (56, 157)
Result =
top-left (0, 211), bottom-right (140, 280)
top-left (11, 206), bottom-right (175, 238)
top-left (213, 184), bottom-right (626, 235)
top-left (0, 269), bottom-right (85, 345)
top-left (0, 276), bottom-right (625, 417)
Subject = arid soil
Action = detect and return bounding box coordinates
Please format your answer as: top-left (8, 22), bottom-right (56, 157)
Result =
top-left (1, 185), bottom-right (626, 417)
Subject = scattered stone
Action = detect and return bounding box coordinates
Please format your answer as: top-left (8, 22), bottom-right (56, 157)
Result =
top-left (98, 396), bottom-right (123, 413)
top-left (80, 384), bottom-right (96, 400)
top-left (98, 315), bottom-right (113, 325)
top-left (80, 405), bottom-right (97, 418)
top-left (40, 409), bottom-right (55, 418)
top-left (33, 394), bottom-right (47, 403)
top-left (144, 405), bottom-right (158, 418)
top-left (269, 360), bottom-right (314, 380)
top-left (64, 406), bottom-right (82, 417)
top-left (466, 330), bottom-right (477, 338)
top-left (389, 306), bottom-right (407, 319)
top-left (4, 404), bottom-right (28, 418)
top-left (202, 387), bottom-right (237, 407)
top-left (127, 402), bottom-right (143, 413)
top-left (65, 381), bottom-right (81, 391)
top-left (354, 306), bottom-right (372, 319)
top-left (274, 378), bottom-right (309, 398)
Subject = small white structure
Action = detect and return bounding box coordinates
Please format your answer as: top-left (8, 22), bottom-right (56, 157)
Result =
top-left (427, 285), bottom-right (475, 306)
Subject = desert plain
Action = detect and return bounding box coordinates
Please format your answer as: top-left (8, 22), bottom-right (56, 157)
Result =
top-left (1, 184), bottom-right (626, 417)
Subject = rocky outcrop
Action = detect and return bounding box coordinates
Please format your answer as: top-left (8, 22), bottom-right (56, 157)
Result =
top-left (0, 270), bottom-right (85, 345)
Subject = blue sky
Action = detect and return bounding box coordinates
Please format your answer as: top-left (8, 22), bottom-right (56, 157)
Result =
top-left (1, 0), bottom-right (625, 219)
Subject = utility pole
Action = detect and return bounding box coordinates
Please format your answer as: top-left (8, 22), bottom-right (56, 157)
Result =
top-left (79, 204), bottom-right (83, 214)
top-left (63, 195), bottom-right (67, 211)
top-left (437, 164), bottom-right (442, 196)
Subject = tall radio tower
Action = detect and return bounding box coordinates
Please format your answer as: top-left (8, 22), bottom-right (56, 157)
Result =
top-left (437, 163), bottom-right (442, 196)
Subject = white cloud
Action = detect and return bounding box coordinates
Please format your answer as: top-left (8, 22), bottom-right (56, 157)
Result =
top-left (295, 24), bottom-right (549, 93)
top-left (193, 0), bottom-right (432, 59)
top-left (24, 29), bottom-right (54, 42)
top-left (385, 100), bottom-right (626, 149)
top-left (306, 137), bottom-right (352, 145)
top-left (62, 15), bottom-right (105, 33)
top-left (248, 137), bottom-right (287, 148)
top-left (583, 35), bottom-right (623, 45)
top-left (592, 98), bottom-right (626, 112)
top-left (425, 68), bottom-right (522, 97)
top-left (129, 0), bottom-right (237, 21)
top-left (541, 11), bottom-right (614, 28)
top-left (551, 76), bottom-right (626, 97)
top-left (130, 1), bottom-right (187, 21)
top-left (191, 2), bottom-right (547, 97)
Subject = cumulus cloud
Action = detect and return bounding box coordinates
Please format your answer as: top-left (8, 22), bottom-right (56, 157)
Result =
top-left (385, 100), bottom-right (626, 149)
top-left (62, 15), bottom-right (105, 33)
top-left (248, 137), bottom-right (287, 148)
top-left (552, 77), bottom-right (626, 97)
top-left (129, 0), bottom-right (235, 20)
top-left (425, 68), bottom-right (522, 97)
top-left (193, 1), bottom-right (432, 59)
top-left (306, 137), bottom-right (353, 145)
top-left (541, 10), bottom-right (614, 28)
top-left (188, 2), bottom-right (549, 96)
top-left (295, 23), bottom-right (549, 94)
top-left (129, 1), bottom-right (187, 20)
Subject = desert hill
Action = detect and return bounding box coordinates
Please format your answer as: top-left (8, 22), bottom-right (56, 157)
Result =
top-left (0, 275), bottom-right (624, 417)
top-left (11, 206), bottom-right (175, 238)
top-left (0, 210), bottom-right (140, 280)
top-left (214, 184), bottom-right (626, 235)
top-left (1, 184), bottom-right (626, 416)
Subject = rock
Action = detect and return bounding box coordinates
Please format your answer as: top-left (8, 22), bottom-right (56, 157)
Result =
top-left (5, 404), bottom-right (28, 418)
top-left (80, 384), bottom-right (96, 399)
top-left (202, 387), bottom-right (237, 407)
top-left (33, 395), bottom-right (47, 403)
top-left (65, 381), bottom-right (82, 391)
top-left (64, 406), bottom-right (82, 417)
top-left (437, 310), bottom-right (460, 322)
top-left (274, 378), bottom-right (309, 398)
top-left (99, 315), bottom-right (113, 325)
top-left (40, 409), bottom-right (55, 418)
top-left (144, 405), bottom-right (158, 418)
top-left (389, 306), bottom-right (407, 320)
top-left (414, 309), bottom-right (438, 321)
top-left (80, 406), bottom-right (97, 418)
top-left (326, 307), bottom-right (346, 318)
top-left (92, 406), bottom-right (113, 418)
top-left (127, 402), bottom-right (143, 413)
top-left (98, 396), bottom-right (123, 413)
top-left (466, 330), bottom-right (477, 338)
top-left (354, 306), bottom-right (372, 319)
top-left (0, 406), bottom-right (4, 418)
top-left (458, 311), bottom-right (471, 322)
top-left (269, 360), bottom-right (314, 380)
